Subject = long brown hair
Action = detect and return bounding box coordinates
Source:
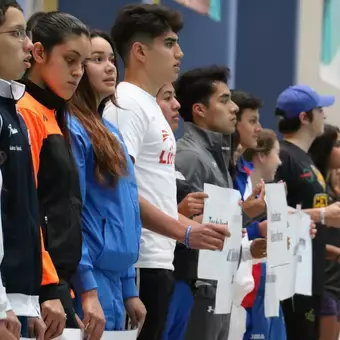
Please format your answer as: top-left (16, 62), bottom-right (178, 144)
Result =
top-left (68, 30), bottom-right (127, 186)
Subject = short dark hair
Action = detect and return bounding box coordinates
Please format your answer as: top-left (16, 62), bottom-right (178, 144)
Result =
top-left (231, 90), bottom-right (263, 121)
top-left (175, 65), bottom-right (230, 122)
top-left (309, 124), bottom-right (340, 179)
top-left (276, 108), bottom-right (314, 134)
top-left (0, 0), bottom-right (22, 26)
top-left (111, 4), bottom-right (183, 63)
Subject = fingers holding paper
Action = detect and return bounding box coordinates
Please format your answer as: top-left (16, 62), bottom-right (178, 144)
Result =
top-left (250, 238), bottom-right (267, 259)
top-left (188, 222), bottom-right (231, 250)
top-left (309, 220), bottom-right (317, 239)
top-left (124, 297), bottom-right (146, 336)
top-left (242, 180), bottom-right (267, 218)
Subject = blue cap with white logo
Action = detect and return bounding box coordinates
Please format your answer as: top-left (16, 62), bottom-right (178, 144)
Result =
top-left (276, 85), bottom-right (335, 119)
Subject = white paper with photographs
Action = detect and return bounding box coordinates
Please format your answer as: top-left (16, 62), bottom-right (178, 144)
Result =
top-left (294, 212), bottom-right (312, 296)
top-left (197, 184), bottom-right (242, 314)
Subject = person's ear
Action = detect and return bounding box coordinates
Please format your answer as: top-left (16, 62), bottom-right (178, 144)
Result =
top-left (31, 42), bottom-right (46, 64)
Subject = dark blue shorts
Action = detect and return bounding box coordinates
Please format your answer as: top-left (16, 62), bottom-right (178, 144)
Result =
top-left (320, 293), bottom-right (340, 320)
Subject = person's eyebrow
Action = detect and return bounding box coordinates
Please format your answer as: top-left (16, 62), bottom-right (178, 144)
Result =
top-left (7, 24), bottom-right (25, 30)
top-left (219, 93), bottom-right (230, 100)
top-left (164, 37), bottom-right (178, 44)
top-left (67, 50), bottom-right (82, 57)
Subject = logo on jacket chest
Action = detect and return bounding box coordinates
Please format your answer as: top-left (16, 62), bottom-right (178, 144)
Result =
top-left (8, 123), bottom-right (22, 152)
top-left (159, 129), bottom-right (175, 165)
top-left (8, 124), bottom-right (18, 137)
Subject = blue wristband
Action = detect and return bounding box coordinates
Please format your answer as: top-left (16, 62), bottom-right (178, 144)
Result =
top-left (185, 225), bottom-right (192, 248)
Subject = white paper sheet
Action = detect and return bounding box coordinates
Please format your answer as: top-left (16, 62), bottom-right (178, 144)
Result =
top-left (265, 183), bottom-right (289, 268)
top-left (21, 328), bottom-right (138, 340)
top-left (198, 184), bottom-right (241, 281)
top-left (101, 329), bottom-right (138, 340)
top-left (55, 329), bottom-right (83, 340)
top-left (197, 184), bottom-right (242, 315)
top-left (277, 212), bottom-right (299, 301)
top-left (295, 213), bottom-right (312, 296)
top-left (264, 266), bottom-right (280, 317)
top-left (21, 328), bottom-right (83, 340)
top-left (214, 214), bottom-right (242, 314)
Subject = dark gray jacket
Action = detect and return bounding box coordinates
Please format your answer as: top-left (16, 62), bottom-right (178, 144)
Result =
top-left (174, 122), bottom-right (234, 281)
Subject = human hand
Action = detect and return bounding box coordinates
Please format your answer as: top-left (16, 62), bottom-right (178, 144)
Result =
top-left (75, 313), bottom-right (84, 330)
top-left (28, 317), bottom-right (46, 340)
top-left (41, 299), bottom-right (66, 339)
top-left (82, 290), bottom-right (105, 340)
top-left (193, 214), bottom-right (203, 224)
top-left (324, 202), bottom-right (340, 227)
top-left (250, 238), bottom-right (267, 259)
top-left (309, 220), bottom-right (317, 239)
top-left (242, 181), bottom-right (266, 218)
top-left (124, 297), bottom-right (146, 336)
top-left (188, 223), bottom-right (230, 250)
top-left (178, 192), bottom-right (208, 218)
top-left (2, 311), bottom-right (21, 339)
top-left (0, 322), bottom-right (16, 340)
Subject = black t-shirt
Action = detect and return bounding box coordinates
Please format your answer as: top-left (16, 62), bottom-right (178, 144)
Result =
top-left (275, 140), bottom-right (328, 296)
top-left (323, 187), bottom-right (340, 299)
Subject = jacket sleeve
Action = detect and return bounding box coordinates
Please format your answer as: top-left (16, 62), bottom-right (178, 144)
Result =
top-left (176, 150), bottom-right (209, 192)
top-left (18, 107), bottom-right (60, 302)
top-left (0, 192), bottom-right (11, 318)
top-left (247, 222), bottom-right (262, 240)
top-left (121, 266), bottom-right (138, 300)
top-left (69, 126), bottom-right (97, 294)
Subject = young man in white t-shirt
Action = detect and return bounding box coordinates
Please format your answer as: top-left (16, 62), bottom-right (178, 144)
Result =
top-left (103, 4), bottom-right (229, 339)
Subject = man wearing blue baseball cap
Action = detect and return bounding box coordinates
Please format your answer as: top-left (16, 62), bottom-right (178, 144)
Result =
top-left (274, 85), bottom-right (340, 340)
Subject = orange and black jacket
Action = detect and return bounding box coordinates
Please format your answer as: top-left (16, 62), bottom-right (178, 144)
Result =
top-left (17, 79), bottom-right (82, 305)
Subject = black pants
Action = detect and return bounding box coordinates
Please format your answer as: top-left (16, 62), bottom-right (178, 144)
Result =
top-left (137, 268), bottom-right (175, 340)
top-left (185, 285), bottom-right (230, 340)
top-left (282, 294), bottom-right (321, 340)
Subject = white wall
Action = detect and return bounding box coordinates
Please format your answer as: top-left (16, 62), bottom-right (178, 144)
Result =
top-left (296, 0), bottom-right (340, 126)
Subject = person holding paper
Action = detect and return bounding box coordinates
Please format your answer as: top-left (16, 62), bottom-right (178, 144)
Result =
top-left (241, 129), bottom-right (287, 340)
top-left (156, 83), bottom-right (206, 340)
top-left (68, 31), bottom-right (146, 339)
top-left (104, 5), bottom-right (230, 340)
top-left (229, 90), bottom-right (281, 340)
top-left (273, 85), bottom-right (340, 340)
top-left (309, 124), bottom-right (340, 340)
top-left (173, 66), bottom-right (266, 340)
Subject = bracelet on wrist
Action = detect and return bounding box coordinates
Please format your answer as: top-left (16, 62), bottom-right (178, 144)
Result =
top-left (320, 207), bottom-right (326, 225)
top-left (184, 225), bottom-right (192, 248)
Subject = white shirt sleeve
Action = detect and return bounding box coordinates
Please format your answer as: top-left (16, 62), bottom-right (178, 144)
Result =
top-left (0, 170), bottom-right (10, 320)
top-left (103, 98), bottom-right (149, 160)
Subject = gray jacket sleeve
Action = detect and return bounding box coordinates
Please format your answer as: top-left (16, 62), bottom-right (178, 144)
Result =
top-left (175, 150), bottom-right (210, 193)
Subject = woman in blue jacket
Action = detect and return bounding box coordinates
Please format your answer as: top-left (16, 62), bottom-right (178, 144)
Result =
top-left (68, 31), bottom-right (146, 340)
